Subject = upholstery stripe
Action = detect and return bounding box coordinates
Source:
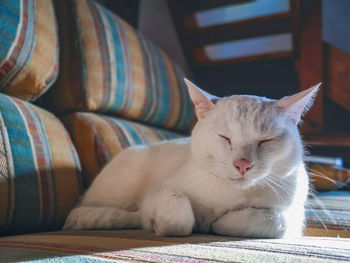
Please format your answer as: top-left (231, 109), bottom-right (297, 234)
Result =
top-left (104, 10), bottom-right (126, 112)
top-left (138, 37), bottom-right (157, 122)
top-left (115, 18), bottom-right (134, 116)
top-left (88, 2), bottom-right (110, 108)
top-left (0, 113), bottom-right (15, 233)
top-left (123, 21), bottom-right (148, 119)
top-left (0, 0), bottom-right (20, 58)
top-left (102, 117), bottom-right (133, 149)
top-left (96, 4), bottom-right (116, 111)
top-left (162, 51), bottom-right (182, 128)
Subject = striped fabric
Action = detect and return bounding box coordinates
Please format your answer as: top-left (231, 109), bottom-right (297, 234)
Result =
top-left (0, 0), bottom-right (58, 101)
top-left (63, 112), bottom-right (184, 187)
top-left (0, 94), bottom-right (82, 236)
top-left (305, 191), bottom-right (350, 238)
top-left (45, 0), bottom-right (195, 133)
top-left (0, 230), bottom-right (349, 262)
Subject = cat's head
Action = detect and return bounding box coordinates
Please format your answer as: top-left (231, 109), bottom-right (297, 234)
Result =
top-left (185, 79), bottom-right (320, 189)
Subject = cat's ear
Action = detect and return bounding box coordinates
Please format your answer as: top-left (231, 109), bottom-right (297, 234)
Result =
top-left (276, 83), bottom-right (321, 125)
top-left (184, 78), bottom-right (218, 119)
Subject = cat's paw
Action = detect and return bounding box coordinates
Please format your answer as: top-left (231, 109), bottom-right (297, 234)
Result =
top-left (141, 189), bottom-right (195, 236)
top-left (62, 207), bottom-right (88, 230)
top-left (212, 208), bottom-right (286, 238)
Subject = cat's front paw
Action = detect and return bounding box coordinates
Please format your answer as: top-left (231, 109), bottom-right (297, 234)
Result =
top-left (62, 207), bottom-right (87, 230)
top-left (212, 208), bottom-right (286, 238)
top-left (141, 189), bottom-right (195, 236)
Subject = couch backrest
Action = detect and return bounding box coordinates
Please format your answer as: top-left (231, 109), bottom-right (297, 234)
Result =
top-left (43, 0), bottom-right (195, 133)
top-left (0, 0), bottom-right (82, 235)
top-left (0, 0), bottom-right (195, 235)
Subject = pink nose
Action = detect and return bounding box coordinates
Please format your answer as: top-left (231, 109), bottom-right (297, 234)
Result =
top-left (233, 158), bottom-right (253, 175)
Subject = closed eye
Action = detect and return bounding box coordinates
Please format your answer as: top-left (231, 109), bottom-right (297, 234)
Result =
top-left (258, 139), bottom-right (274, 147)
top-left (219, 134), bottom-right (231, 145)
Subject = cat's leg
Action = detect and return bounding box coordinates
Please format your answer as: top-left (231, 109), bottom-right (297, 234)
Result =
top-left (63, 206), bottom-right (141, 230)
top-left (141, 188), bottom-right (195, 236)
top-left (211, 208), bottom-right (286, 238)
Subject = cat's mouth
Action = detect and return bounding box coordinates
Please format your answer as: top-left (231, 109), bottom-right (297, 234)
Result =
top-left (227, 173), bottom-right (261, 187)
top-left (227, 175), bottom-right (252, 184)
top-left (228, 176), bottom-right (245, 181)
top-left (227, 176), bottom-right (257, 189)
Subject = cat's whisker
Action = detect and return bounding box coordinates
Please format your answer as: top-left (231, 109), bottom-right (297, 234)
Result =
top-left (265, 177), bottom-right (290, 191)
top-left (304, 201), bottom-right (330, 231)
top-left (307, 191), bottom-right (337, 227)
top-left (257, 180), bottom-right (268, 191)
top-left (309, 189), bottom-right (336, 223)
top-left (307, 169), bottom-right (338, 185)
top-left (265, 176), bottom-right (291, 194)
top-left (263, 179), bottom-right (283, 202)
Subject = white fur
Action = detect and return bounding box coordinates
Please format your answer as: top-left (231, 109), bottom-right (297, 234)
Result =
top-left (64, 83), bottom-right (317, 238)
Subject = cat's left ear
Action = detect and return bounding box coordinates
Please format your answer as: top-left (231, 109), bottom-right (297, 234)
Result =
top-left (184, 78), bottom-right (219, 119)
top-left (276, 83), bottom-right (321, 125)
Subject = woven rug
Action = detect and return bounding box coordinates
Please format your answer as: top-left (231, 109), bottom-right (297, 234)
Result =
top-left (0, 191), bottom-right (349, 262)
top-left (0, 230), bottom-right (349, 262)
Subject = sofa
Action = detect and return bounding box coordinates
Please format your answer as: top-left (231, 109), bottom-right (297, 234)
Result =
top-left (0, 0), bottom-right (349, 262)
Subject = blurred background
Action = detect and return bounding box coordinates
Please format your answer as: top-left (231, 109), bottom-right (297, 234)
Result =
top-left (98, 0), bottom-right (350, 168)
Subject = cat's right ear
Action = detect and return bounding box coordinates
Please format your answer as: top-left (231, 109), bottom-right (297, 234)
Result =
top-left (276, 83), bottom-right (321, 125)
top-left (184, 78), bottom-right (218, 119)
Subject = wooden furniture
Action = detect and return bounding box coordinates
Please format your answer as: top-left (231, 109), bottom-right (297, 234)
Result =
top-left (168, 0), bottom-right (350, 145)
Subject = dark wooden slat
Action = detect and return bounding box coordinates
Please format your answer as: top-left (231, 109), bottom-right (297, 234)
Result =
top-left (290, 0), bottom-right (301, 59)
top-left (325, 44), bottom-right (350, 111)
top-left (183, 9), bottom-right (292, 30)
top-left (167, 0), bottom-right (197, 75)
top-left (193, 48), bottom-right (292, 66)
top-left (298, 0), bottom-right (323, 134)
top-left (192, 57), bottom-right (298, 99)
top-left (303, 134), bottom-right (350, 147)
top-left (186, 13), bottom-right (291, 48)
top-left (177, 0), bottom-right (255, 14)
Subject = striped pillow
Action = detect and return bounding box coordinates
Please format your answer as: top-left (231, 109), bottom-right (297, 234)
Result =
top-left (45, 0), bottom-right (195, 133)
top-left (0, 94), bottom-right (82, 235)
top-left (63, 112), bottom-right (184, 187)
top-left (0, 0), bottom-right (58, 101)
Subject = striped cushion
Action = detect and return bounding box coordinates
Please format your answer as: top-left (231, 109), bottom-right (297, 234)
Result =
top-left (44, 0), bottom-right (195, 133)
top-left (0, 94), bottom-right (82, 235)
top-left (0, 230), bottom-right (349, 262)
top-left (0, 0), bottom-right (58, 101)
top-left (63, 112), bottom-right (184, 187)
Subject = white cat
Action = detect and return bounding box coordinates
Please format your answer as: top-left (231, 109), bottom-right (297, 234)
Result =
top-left (63, 79), bottom-right (320, 238)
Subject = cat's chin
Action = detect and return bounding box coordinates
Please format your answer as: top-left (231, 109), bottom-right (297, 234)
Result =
top-left (227, 176), bottom-right (256, 189)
